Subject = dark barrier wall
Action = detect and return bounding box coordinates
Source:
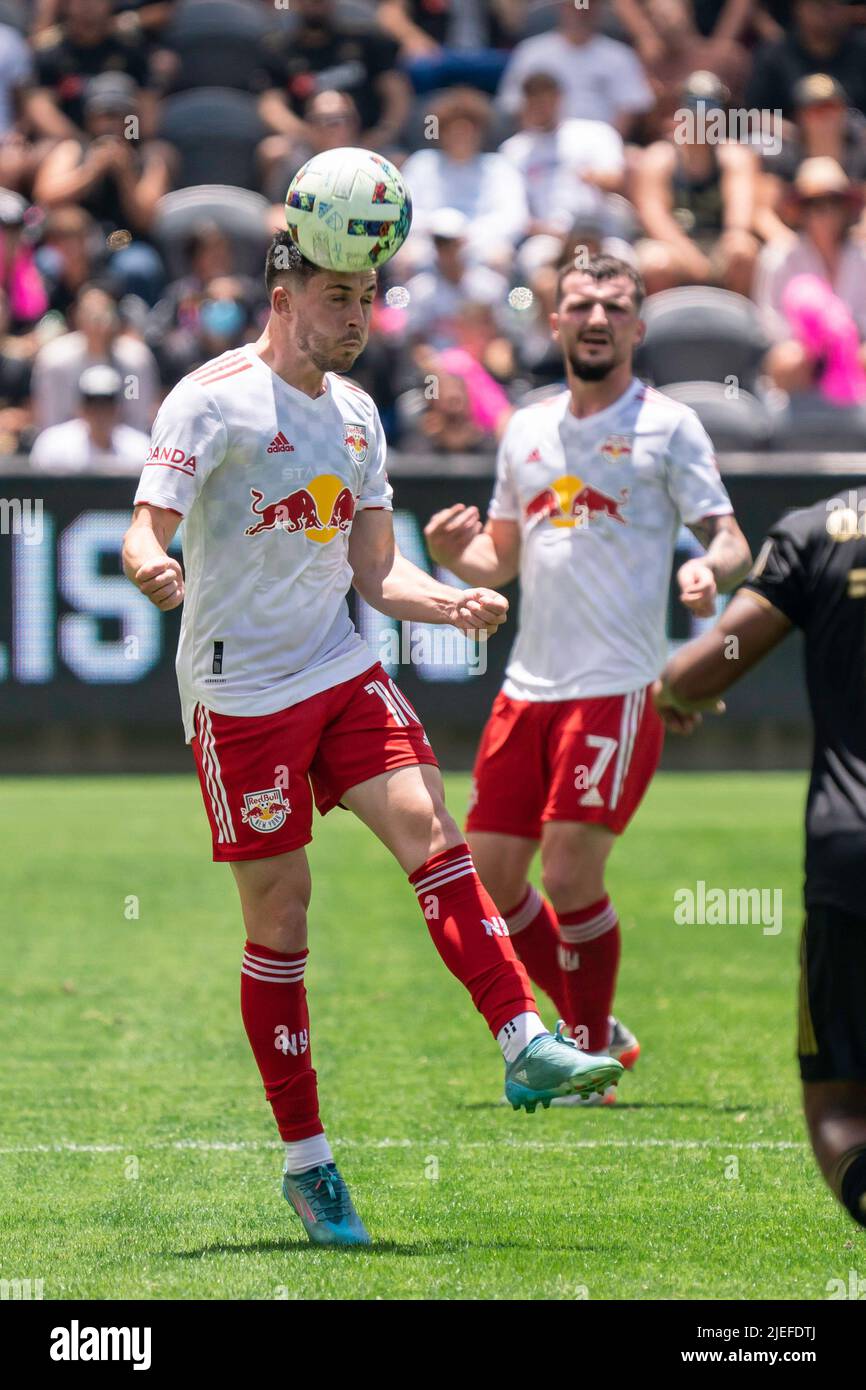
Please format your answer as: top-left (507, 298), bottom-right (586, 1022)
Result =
top-left (0, 460), bottom-right (863, 770)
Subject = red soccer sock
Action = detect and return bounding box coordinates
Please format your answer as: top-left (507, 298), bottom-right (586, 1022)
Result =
top-left (240, 942), bottom-right (323, 1142)
top-left (556, 897), bottom-right (621, 1053)
top-left (410, 842), bottom-right (537, 1038)
top-left (503, 885), bottom-right (570, 1023)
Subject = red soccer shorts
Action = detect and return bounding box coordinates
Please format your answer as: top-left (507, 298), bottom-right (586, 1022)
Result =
top-left (191, 662), bottom-right (439, 861)
top-left (465, 684), bottom-right (664, 839)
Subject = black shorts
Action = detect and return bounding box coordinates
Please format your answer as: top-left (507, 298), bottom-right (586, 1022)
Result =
top-left (798, 904), bottom-right (866, 1083)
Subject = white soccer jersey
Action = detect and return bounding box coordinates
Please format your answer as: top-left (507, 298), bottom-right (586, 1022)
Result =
top-left (488, 379), bottom-right (733, 701)
top-left (133, 345), bottom-right (393, 741)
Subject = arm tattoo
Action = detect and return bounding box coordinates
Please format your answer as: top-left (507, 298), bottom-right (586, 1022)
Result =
top-left (687, 513), bottom-right (752, 592)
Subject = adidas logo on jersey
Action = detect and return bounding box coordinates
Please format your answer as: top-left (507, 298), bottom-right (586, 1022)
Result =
top-left (267, 431), bottom-right (295, 454)
top-left (526, 447), bottom-right (543, 463)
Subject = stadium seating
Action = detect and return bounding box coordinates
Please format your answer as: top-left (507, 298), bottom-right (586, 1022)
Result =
top-left (767, 393), bottom-right (866, 452)
top-left (152, 185), bottom-right (272, 280)
top-left (158, 88), bottom-right (267, 192)
top-left (518, 1), bottom-right (563, 38)
top-left (660, 381), bottom-right (774, 450)
top-left (268, 0), bottom-right (378, 36)
top-left (163, 1), bottom-right (272, 93)
top-left (635, 288), bottom-right (769, 394)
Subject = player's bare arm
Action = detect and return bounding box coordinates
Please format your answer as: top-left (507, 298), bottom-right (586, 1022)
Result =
top-left (122, 503), bottom-right (185, 611)
top-left (423, 505), bottom-right (521, 587)
top-left (678, 513), bottom-right (752, 617)
top-left (654, 588), bottom-right (792, 730)
top-left (349, 506), bottom-right (509, 635)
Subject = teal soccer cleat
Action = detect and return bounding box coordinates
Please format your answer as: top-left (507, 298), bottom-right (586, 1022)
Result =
top-left (281, 1162), bottom-right (371, 1247)
top-left (504, 1021), bottom-right (625, 1113)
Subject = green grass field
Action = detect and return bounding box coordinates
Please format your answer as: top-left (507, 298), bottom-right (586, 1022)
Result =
top-left (1, 771), bottom-right (856, 1301)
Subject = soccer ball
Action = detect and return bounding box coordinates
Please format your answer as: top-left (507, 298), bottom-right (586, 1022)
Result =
top-left (285, 147), bottom-right (412, 272)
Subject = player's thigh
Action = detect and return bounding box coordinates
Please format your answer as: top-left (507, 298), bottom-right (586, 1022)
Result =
top-left (230, 845), bottom-right (312, 952)
top-left (468, 831), bottom-right (538, 911)
top-left (310, 663), bottom-right (439, 843)
top-left (341, 762), bottom-right (463, 875)
top-left (465, 692), bottom-right (547, 841)
top-left (798, 906), bottom-right (866, 1139)
top-left (310, 664), bottom-right (450, 872)
top-left (540, 820), bottom-right (616, 909)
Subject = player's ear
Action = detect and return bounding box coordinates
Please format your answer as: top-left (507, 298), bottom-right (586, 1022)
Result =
top-left (550, 310), bottom-right (560, 341)
top-left (634, 316), bottom-right (646, 348)
top-left (272, 284), bottom-right (293, 319)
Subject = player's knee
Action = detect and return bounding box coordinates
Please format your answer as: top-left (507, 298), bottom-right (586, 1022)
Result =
top-left (427, 799), bottom-right (464, 859)
top-left (473, 857), bottom-right (527, 914)
top-left (542, 861), bottom-right (591, 911)
top-left (249, 895), bottom-right (308, 954)
top-left (541, 845), bottom-right (606, 911)
top-left (239, 874), bottom-right (309, 953)
top-left (401, 788), bottom-right (463, 864)
top-left (804, 1088), bottom-right (866, 1144)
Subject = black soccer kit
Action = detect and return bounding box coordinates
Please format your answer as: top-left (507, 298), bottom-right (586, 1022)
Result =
top-left (743, 491), bottom-right (866, 1082)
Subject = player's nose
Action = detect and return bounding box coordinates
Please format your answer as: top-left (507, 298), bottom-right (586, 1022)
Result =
top-left (345, 298), bottom-right (367, 328)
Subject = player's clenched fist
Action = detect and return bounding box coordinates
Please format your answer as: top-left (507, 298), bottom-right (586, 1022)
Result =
top-left (424, 503), bottom-right (482, 566)
top-left (677, 558), bottom-right (717, 617)
top-left (448, 587), bottom-right (508, 636)
top-left (134, 556), bottom-right (185, 611)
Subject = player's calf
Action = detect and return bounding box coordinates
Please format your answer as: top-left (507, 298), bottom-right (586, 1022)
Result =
top-left (804, 1081), bottom-right (866, 1230)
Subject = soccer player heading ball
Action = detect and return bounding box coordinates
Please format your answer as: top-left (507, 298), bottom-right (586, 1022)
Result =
top-left (425, 255), bottom-right (752, 1101)
top-left (122, 229), bottom-right (624, 1249)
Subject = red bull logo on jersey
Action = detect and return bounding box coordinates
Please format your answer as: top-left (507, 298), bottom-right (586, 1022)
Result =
top-left (599, 434), bottom-right (633, 464)
top-left (244, 473), bottom-right (357, 544)
top-left (344, 422), bottom-right (369, 464)
top-left (524, 474), bottom-right (629, 530)
top-left (240, 786), bottom-right (290, 833)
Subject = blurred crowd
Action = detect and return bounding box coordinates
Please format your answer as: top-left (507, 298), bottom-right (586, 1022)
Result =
top-left (1, 0), bottom-right (866, 463)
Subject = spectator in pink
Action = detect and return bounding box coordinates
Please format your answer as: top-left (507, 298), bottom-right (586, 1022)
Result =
top-left (436, 346), bottom-right (512, 437)
top-left (0, 188), bottom-right (48, 333)
top-left (754, 156), bottom-right (866, 394)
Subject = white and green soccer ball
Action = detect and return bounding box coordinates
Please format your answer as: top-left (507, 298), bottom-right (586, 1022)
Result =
top-left (285, 147), bottom-right (413, 272)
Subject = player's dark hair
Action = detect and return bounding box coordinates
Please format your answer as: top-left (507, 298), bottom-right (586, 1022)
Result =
top-left (556, 255), bottom-right (646, 311)
top-left (265, 231), bottom-right (321, 295)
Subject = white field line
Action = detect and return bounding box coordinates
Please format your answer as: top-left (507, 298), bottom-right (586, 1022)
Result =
top-left (0, 1137), bottom-right (808, 1156)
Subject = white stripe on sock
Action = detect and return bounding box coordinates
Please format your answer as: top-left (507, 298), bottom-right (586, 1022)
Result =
top-left (558, 904), bottom-right (618, 944)
top-left (505, 885), bottom-right (543, 936)
top-left (412, 857), bottom-right (475, 894)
